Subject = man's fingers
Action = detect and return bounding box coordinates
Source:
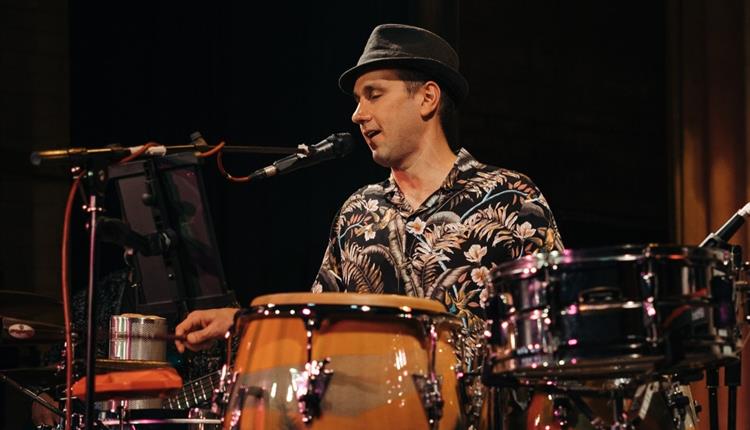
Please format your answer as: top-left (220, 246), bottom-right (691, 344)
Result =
top-left (185, 339), bottom-right (216, 352)
top-left (174, 308), bottom-right (239, 353)
top-left (186, 330), bottom-right (209, 346)
top-left (175, 310), bottom-right (206, 336)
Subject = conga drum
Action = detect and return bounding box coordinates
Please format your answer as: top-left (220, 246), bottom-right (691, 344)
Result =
top-left (222, 293), bottom-right (467, 429)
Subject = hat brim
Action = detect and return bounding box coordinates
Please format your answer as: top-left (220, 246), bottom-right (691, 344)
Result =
top-left (338, 57), bottom-right (469, 104)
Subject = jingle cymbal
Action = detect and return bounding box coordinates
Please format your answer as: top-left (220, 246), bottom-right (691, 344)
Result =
top-left (95, 358), bottom-right (172, 372)
top-left (0, 366), bottom-right (63, 388)
top-left (0, 290), bottom-right (62, 324)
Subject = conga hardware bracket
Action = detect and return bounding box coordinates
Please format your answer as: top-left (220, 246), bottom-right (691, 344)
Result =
top-left (290, 310), bottom-right (334, 425)
top-left (239, 304), bottom-right (336, 425)
top-left (412, 317), bottom-right (445, 430)
top-left (290, 358), bottom-right (333, 424)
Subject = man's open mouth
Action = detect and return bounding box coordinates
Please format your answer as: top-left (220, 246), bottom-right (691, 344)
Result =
top-left (364, 130), bottom-right (381, 139)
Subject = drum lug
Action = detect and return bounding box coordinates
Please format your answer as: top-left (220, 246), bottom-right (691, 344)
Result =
top-left (226, 383), bottom-right (264, 430)
top-left (211, 364), bottom-right (235, 416)
top-left (412, 373), bottom-right (444, 429)
top-left (290, 358), bottom-right (334, 424)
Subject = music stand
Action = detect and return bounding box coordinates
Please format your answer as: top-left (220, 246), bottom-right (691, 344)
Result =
top-left (107, 152), bottom-right (236, 322)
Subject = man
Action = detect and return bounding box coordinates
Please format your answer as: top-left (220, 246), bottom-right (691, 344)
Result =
top-left (175, 23), bottom-right (563, 354)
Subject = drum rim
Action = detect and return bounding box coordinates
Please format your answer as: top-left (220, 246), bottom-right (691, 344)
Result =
top-left (250, 292), bottom-right (447, 313)
top-left (492, 243), bottom-right (729, 278)
top-left (99, 417), bottom-right (222, 425)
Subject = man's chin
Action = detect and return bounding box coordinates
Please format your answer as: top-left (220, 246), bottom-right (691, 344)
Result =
top-left (370, 149), bottom-right (389, 167)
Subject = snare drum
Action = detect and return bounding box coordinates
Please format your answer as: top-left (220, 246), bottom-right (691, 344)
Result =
top-left (223, 293), bottom-right (465, 430)
top-left (486, 245), bottom-right (737, 382)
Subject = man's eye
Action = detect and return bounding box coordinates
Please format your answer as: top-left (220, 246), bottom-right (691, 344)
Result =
top-left (369, 93), bottom-right (381, 100)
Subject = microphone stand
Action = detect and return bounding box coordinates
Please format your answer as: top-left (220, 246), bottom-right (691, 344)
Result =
top-left (30, 132), bottom-right (299, 166)
top-left (80, 158), bottom-right (108, 430)
top-left (31, 132), bottom-right (315, 428)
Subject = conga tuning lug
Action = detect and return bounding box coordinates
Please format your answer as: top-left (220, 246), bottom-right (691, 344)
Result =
top-left (290, 358), bottom-right (334, 424)
top-left (226, 383), bottom-right (264, 430)
top-left (412, 373), bottom-right (444, 429)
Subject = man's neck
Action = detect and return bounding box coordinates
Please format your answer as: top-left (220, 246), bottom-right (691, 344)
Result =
top-left (391, 134), bottom-right (457, 211)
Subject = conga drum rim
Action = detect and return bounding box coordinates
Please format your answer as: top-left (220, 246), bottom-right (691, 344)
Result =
top-left (250, 292), bottom-right (448, 314)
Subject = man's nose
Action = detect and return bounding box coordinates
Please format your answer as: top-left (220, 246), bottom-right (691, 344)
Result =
top-left (351, 103), bottom-right (369, 124)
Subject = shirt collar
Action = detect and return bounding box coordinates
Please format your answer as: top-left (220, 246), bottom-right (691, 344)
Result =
top-left (382, 148), bottom-right (480, 211)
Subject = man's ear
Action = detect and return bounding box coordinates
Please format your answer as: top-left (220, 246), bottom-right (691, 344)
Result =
top-left (419, 81), bottom-right (441, 119)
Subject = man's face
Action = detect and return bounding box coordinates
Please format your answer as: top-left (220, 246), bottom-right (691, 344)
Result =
top-left (351, 69), bottom-right (424, 168)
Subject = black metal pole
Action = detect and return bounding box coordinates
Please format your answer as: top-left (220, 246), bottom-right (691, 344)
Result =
top-left (725, 358), bottom-right (741, 430)
top-left (0, 373), bottom-right (65, 418)
top-left (84, 193), bottom-right (98, 430)
top-left (706, 367), bottom-right (719, 430)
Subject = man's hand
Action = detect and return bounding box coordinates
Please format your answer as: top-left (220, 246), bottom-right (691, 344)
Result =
top-left (31, 392), bottom-right (60, 427)
top-left (175, 307), bottom-right (240, 353)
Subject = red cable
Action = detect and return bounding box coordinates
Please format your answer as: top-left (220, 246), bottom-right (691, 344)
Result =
top-left (118, 142), bottom-right (158, 164)
top-left (61, 172), bottom-right (83, 430)
top-left (216, 148), bottom-right (253, 183)
top-left (196, 140), bottom-right (225, 158)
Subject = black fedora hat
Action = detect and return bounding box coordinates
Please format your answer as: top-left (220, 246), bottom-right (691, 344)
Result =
top-left (339, 24), bottom-right (469, 104)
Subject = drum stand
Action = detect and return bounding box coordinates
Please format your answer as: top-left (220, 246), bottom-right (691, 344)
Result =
top-left (705, 367), bottom-right (720, 430)
top-left (700, 360), bottom-right (740, 430)
top-left (701, 358), bottom-right (741, 430)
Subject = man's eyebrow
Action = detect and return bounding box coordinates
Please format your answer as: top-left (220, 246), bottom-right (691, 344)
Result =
top-left (353, 83), bottom-right (381, 101)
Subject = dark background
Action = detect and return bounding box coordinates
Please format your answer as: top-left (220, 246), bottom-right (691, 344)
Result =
top-left (1, 1), bottom-right (672, 428)
top-left (69, 1), bottom-right (669, 305)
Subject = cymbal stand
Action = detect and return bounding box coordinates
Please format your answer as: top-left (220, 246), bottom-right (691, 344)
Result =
top-left (0, 372), bottom-right (65, 419)
top-left (705, 367), bottom-right (719, 430)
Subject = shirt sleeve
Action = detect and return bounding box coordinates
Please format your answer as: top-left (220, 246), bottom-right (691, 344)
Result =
top-left (517, 188), bottom-right (564, 256)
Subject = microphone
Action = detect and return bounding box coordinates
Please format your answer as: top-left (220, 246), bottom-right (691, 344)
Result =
top-left (249, 132), bottom-right (353, 179)
top-left (699, 202), bottom-right (750, 247)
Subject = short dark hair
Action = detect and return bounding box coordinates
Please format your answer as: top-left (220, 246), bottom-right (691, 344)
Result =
top-left (394, 69), bottom-right (459, 149)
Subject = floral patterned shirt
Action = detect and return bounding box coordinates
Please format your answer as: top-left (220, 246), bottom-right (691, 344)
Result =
top-left (313, 148), bottom-right (563, 369)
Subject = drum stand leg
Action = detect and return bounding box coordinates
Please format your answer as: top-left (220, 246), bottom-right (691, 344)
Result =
top-left (725, 357), bottom-right (741, 430)
top-left (705, 367), bottom-right (719, 430)
top-left (486, 387), bottom-right (503, 430)
top-left (612, 392), bottom-right (626, 429)
top-left (566, 392), bottom-right (596, 428)
top-left (117, 403), bottom-right (125, 430)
